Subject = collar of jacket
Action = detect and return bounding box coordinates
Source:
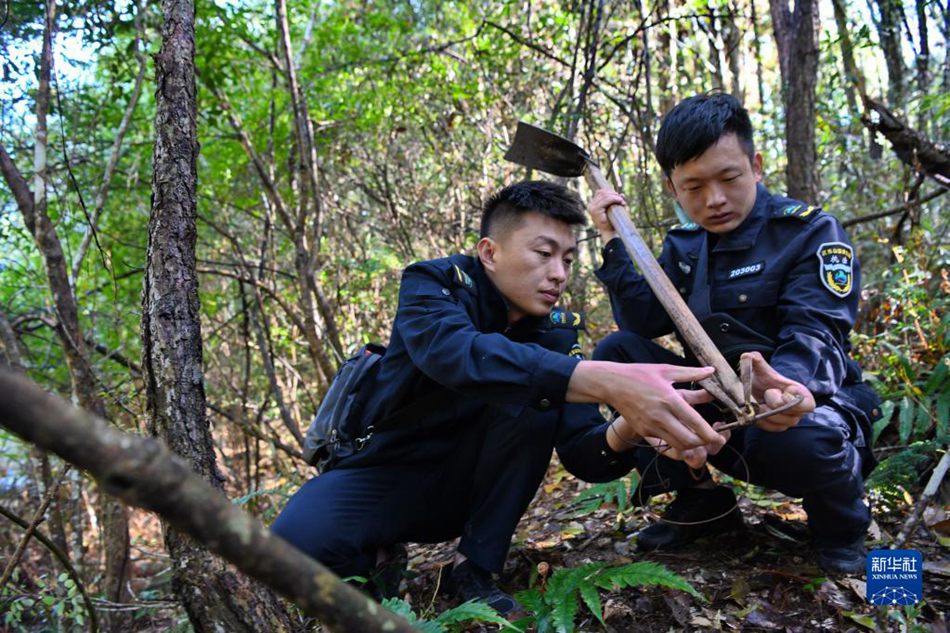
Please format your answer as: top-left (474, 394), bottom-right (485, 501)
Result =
top-left (710, 183), bottom-right (770, 253)
top-left (471, 256), bottom-right (548, 335)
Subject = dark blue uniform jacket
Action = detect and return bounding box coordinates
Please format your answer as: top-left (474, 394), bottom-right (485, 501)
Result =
top-left (345, 253), bottom-right (636, 480)
top-left (596, 184), bottom-right (878, 448)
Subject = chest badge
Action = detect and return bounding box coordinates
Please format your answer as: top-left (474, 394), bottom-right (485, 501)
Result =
top-left (816, 242), bottom-right (854, 297)
top-left (727, 261), bottom-right (764, 280)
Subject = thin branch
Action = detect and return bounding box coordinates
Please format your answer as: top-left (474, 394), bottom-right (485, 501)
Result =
top-left (71, 0), bottom-right (149, 283)
top-left (0, 503), bottom-right (99, 633)
top-left (207, 403), bottom-right (304, 461)
top-left (842, 187), bottom-right (947, 227)
top-left (894, 449), bottom-right (950, 548)
top-left (85, 337), bottom-right (142, 374)
top-left (0, 307), bottom-right (26, 370)
top-left (0, 143), bottom-right (36, 231)
top-left (197, 267), bottom-right (309, 342)
top-left (485, 19), bottom-right (570, 67)
top-left (0, 465), bottom-right (70, 592)
top-left (305, 19), bottom-right (489, 81)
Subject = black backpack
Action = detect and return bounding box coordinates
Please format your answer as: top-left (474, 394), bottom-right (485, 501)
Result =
top-left (302, 343), bottom-right (385, 472)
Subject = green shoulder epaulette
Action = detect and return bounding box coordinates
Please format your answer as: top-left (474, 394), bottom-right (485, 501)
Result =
top-left (669, 221), bottom-right (702, 232)
top-left (774, 203), bottom-right (822, 222)
top-left (549, 307), bottom-right (585, 330)
top-left (451, 264), bottom-right (476, 293)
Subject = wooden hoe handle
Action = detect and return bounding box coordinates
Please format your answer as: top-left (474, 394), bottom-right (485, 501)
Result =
top-left (583, 164), bottom-right (746, 412)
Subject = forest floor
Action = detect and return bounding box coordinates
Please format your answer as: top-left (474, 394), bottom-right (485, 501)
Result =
top-left (399, 459), bottom-right (949, 632)
top-left (106, 457), bottom-right (948, 632)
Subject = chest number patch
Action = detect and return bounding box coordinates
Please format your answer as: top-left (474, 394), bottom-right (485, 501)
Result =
top-left (728, 261), bottom-right (764, 279)
top-left (816, 242), bottom-right (854, 297)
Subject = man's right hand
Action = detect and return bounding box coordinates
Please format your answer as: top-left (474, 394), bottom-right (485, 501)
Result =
top-left (567, 360), bottom-right (724, 452)
top-left (587, 189), bottom-right (625, 243)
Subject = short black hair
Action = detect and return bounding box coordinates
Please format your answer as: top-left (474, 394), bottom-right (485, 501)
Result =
top-left (480, 180), bottom-right (586, 238)
top-left (655, 92), bottom-right (755, 177)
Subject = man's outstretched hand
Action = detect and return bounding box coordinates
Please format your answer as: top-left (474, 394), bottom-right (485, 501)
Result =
top-left (742, 351), bottom-right (816, 431)
top-left (569, 360), bottom-right (723, 452)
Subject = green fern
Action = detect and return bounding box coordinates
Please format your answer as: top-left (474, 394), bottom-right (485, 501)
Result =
top-left (570, 474), bottom-right (639, 516)
top-left (867, 440), bottom-right (938, 506)
top-left (595, 561), bottom-right (702, 598)
top-left (432, 600), bottom-right (515, 629)
top-left (547, 564), bottom-right (604, 632)
top-left (380, 597), bottom-right (515, 632)
top-left (515, 561), bottom-right (701, 633)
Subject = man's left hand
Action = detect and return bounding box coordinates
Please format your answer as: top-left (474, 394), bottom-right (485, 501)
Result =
top-left (742, 351), bottom-right (816, 431)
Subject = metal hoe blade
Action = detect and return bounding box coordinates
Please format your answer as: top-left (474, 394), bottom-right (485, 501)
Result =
top-left (503, 121), bottom-right (591, 177)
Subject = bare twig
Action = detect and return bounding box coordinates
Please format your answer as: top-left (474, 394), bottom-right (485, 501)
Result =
top-left (207, 403), bottom-right (304, 461)
top-left (0, 503), bottom-right (99, 633)
top-left (894, 449), bottom-right (950, 548)
top-left (0, 465), bottom-right (71, 593)
top-left (842, 187), bottom-right (947, 227)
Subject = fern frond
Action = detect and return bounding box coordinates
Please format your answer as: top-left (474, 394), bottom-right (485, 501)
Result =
top-left (433, 600), bottom-right (516, 630)
top-left (578, 583), bottom-right (604, 626)
top-left (380, 597), bottom-right (445, 632)
top-left (595, 561), bottom-right (702, 600)
top-left (547, 564), bottom-right (604, 633)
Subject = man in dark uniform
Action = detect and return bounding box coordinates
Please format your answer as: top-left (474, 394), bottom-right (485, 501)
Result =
top-left (587, 93), bottom-right (879, 574)
top-left (272, 181), bottom-right (737, 614)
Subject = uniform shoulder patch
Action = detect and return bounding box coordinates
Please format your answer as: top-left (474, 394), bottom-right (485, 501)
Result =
top-left (775, 203), bottom-right (822, 222)
top-left (549, 307), bottom-right (585, 330)
top-left (451, 264), bottom-right (476, 293)
top-left (816, 242), bottom-right (854, 298)
top-left (669, 221), bottom-right (701, 232)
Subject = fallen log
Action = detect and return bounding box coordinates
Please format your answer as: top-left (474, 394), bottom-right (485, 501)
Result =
top-left (0, 368), bottom-right (416, 633)
top-left (862, 97), bottom-right (950, 184)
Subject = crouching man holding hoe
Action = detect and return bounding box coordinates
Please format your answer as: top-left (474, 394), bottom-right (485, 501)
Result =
top-left (273, 181), bottom-right (803, 616)
top-left (588, 93), bottom-right (880, 574)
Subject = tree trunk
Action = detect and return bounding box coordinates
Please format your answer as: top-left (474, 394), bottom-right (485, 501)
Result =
top-left (705, 1), bottom-right (727, 92)
top-left (914, 0), bottom-right (930, 131)
top-left (770, 0), bottom-right (821, 203)
top-left (830, 0), bottom-right (861, 115)
top-left (722, 1), bottom-right (743, 101)
top-left (143, 0), bottom-right (296, 630)
top-left (750, 0), bottom-right (767, 106)
top-left (0, 308), bottom-right (24, 370)
top-left (869, 0), bottom-right (906, 107)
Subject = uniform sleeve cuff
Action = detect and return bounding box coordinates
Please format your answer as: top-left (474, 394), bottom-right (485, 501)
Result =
top-left (528, 351), bottom-right (580, 411)
top-left (601, 236), bottom-right (626, 259)
top-left (595, 237), bottom-right (632, 287)
top-left (596, 421), bottom-right (640, 464)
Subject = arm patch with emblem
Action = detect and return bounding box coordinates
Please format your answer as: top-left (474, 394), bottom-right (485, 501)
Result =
top-left (549, 307), bottom-right (586, 330)
top-left (451, 264), bottom-right (476, 293)
top-left (775, 203), bottom-right (822, 222)
top-left (669, 221), bottom-right (701, 232)
top-left (816, 242), bottom-right (854, 297)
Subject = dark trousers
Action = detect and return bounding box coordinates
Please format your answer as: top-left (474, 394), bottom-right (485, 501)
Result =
top-left (271, 407), bottom-right (557, 578)
top-left (594, 331), bottom-right (870, 546)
